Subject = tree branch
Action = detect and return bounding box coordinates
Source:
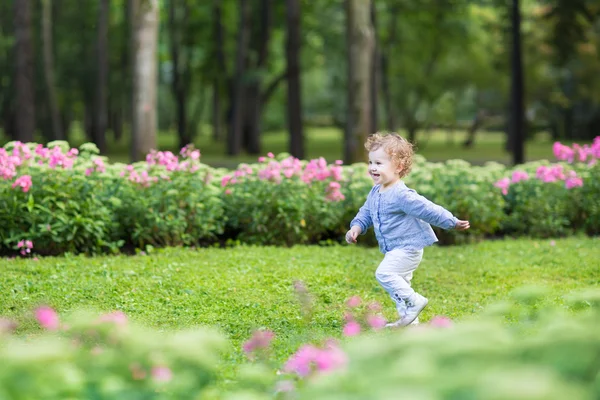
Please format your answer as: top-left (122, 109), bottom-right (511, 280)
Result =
top-left (261, 69), bottom-right (287, 104)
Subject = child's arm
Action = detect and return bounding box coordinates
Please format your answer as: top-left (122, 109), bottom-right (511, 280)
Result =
top-left (347, 198), bottom-right (373, 242)
top-left (400, 189), bottom-right (469, 230)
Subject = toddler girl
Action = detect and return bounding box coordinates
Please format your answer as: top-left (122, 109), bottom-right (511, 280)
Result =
top-left (346, 132), bottom-right (470, 327)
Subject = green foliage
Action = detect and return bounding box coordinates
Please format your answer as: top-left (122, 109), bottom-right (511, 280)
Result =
top-left (297, 290), bottom-right (600, 400)
top-left (0, 168), bottom-right (118, 256)
top-left (405, 157), bottom-right (507, 244)
top-left (111, 168), bottom-right (225, 248)
top-left (0, 311), bottom-right (227, 400)
top-left (578, 163), bottom-right (600, 235)
top-left (1, 239), bottom-right (599, 399)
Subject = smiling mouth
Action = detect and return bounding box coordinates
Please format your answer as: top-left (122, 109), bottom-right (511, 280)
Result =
top-left (371, 173), bottom-right (380, 179)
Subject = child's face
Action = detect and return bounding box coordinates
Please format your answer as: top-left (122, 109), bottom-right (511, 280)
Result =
top-left (368, 147), bottom-right (401, 189)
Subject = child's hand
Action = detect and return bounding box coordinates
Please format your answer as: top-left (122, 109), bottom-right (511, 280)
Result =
top-left (345, 226), bottom-right (361, 244)
top-left (455, 219), bottom-right (470, 230)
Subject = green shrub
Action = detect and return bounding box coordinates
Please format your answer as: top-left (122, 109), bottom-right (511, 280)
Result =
top-left (0, 168), bottom-right (118, 256)
top-left (0, 309), bottom-right (226, 400)
top-left (221, 155), bottom-right (346, 246)
top-left (111, 167), bottom-right (225, 249)
top-left (405, 157), bottom-right (507, 244)
top-left (577, 163), bottom-right (600, 235)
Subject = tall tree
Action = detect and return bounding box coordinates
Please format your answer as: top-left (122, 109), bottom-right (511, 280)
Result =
top-left (345, 0), bottom-right (374, 163)
top-left (227, 0), bottom-right (250, 156)
top-left (509, 0), bottom-right (525, 165)
top-left (286, 0), bottom-right (304, 159)
top-left (94, 0), bottom-right (109, 153)
top-left (41, 0), bottom-right (63, 140)
top-left (130, 0), bottom-right (159, 161)
top-left (168, 0), bottom-right (190, 149)
top-left (370, 0), bottom-right (379, 134)
top-left (211, 0), bottom-right (226, 142)
top-left (14, 0), bottom-right (35, 142)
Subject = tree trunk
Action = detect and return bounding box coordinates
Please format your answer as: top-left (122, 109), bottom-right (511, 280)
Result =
top-left (131, 0), bottom-right (159, 161)
top-left (41, 0), bottom-right (63, 141)
top-left (169, 0), bottom-right (190, 149)
top-left (463, 109), bottom-right (486, 148)
top-left (14, 0), bottom-right (35, 142)
top-left (286, 0), bottom-right (304, 159)
top-left (94, 0), bottom-right (109, 153)
top-left (380, 5), bottom-right (398, 132)
top-left (242, 0), bottom-right (271, 155)
top-left (344, 0), bottom-right (374, 163)
top-left (212, 0), bottom-right (226, 142)
top-left (243, 83), bottom-right (262, 154)
top-left (380, 54), bottom-right (395, 131)
top-left (369, 0), bottom-right (379, 134)
top-left (509, 0), bottom-right (525, 165)
top-left (227, 0), bottom-right (250, 156)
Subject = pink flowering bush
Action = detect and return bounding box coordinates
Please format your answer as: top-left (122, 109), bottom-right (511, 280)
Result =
top-left (1, 137), bottom-right (599, 255)
top-left (0, 307), bottom-right (227, 399)
top-left (405, 157), bottom-right (506, 244)
top-left (221, 153), bottom-right (348, 245)
top-left (0, 141), bottom-right (118, 255)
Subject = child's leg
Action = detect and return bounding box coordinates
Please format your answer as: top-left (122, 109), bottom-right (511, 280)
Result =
top-left (399, 270), bottom-right (419, 324)
top-left (375, 248), bottom-right (424, 323)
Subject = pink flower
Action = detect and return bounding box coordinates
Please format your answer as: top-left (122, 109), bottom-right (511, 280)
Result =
top-left (221, 175), bottom-right (232, 187)
top-left (553, 142), bottom-right (574, 162)
top-left (343, 321), bottom-right (361, 336)
top-left (346, 295), bottom-right (361, 308)
top-left (429, 315), bottom-right (453, 328)
top-left (151, 366), bottom-right (173, 382)
top-left (565, 177), bottom-right (583, 189)
top-left (313, 341), bottom-right (348, 374)
top-left (510, 170), bottom-right (529, 183)
top-left (17, 240), bottom-right (33, 255)
top-left (494, 177), bottom-right (510, 195)
top-left (97, 311), bottom-right (128, 326)
top-left (267, 152), bottom-right (275, 158)
top-left (35, 306), bottom-right (59, 330)
top-left (242, 330), bottom-right (275, 354)
top-left (12, 175), bottom-right (32, 192)
top-left (366, 314), bottom-right (386, 330)
top-left (284, 342), bottom-right (347, 377)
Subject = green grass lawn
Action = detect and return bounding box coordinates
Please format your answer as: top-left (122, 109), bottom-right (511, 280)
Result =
top-left (2, 126), bottom-right (564, 167)
top-left (2, 237), bottom-right (598, 384)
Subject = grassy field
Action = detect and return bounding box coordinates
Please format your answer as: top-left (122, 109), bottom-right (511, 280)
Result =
top-left (2, 126), bottom-right (563, 167)
top-left (2, 237), bottom-right (598, 383)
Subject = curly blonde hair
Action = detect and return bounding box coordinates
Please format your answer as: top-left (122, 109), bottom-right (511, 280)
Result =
top-left (365, 132), bottom-right (414, 178)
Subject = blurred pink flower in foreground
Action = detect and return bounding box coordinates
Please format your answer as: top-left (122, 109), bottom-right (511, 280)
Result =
top-left (151, 366), bottom-right (173, 382)
top-left (346, 295), bottom-right (361, 308)
top-left (284, 341), bottom-right (347, 377)
top-left (243, 329), bottom-right (275, 355)
top-left (429, 315), bottom-right (453, 328)
top-left (366, 314), bottom-right (387, 330)
top-left (35, 306), bottom-right (59, 330)
top-left (343, 321), bottom-right (361, 336)
top-left (97, 311), bottom-right (128, 326)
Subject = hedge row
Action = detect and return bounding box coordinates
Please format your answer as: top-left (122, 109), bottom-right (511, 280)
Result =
top-left (1, 138), bottom-right (598, 256)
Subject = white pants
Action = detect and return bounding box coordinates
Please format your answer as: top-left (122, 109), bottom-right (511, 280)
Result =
top-left (375, 248), bottom-right (424, 322)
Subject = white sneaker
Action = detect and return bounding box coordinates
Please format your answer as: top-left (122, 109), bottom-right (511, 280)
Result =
top-left (385, 298), bottom-right (420, 328)
top-left (399, 293), bottom-right (428, 327)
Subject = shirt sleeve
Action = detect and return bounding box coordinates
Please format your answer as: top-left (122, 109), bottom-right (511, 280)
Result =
top-left (350, 189), bottom-right (374, 235)
top-left (399, 189), bottom-right (458, 230)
